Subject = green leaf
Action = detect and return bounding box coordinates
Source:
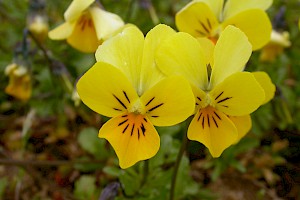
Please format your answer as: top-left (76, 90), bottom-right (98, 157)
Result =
top-left (74, 157), bottom-right (103, 172)
top-left (74, 175), bottom-right (97, 200)
top-left (103, 166), bottom-right (121, 177)
top-left (78, 127), bottom-right (110, 159)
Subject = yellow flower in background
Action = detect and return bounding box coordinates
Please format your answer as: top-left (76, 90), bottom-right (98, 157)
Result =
top-left (28, 14), bottom-right (49, 42)
top-left (176, 0), bottom-right (272, 50)
top-left (5, 63), bottom-right (32, 101)
top-left (156, 26), bottom-right (275, 157)
top-left (260, 30), bottom-right (291, 62)
top-left (77, 25), bottom-right (195, 168)
top-left (49, 0), bottom-right (124, 53)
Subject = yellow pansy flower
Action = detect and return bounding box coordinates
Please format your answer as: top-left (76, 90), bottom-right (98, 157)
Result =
top-left (176, 0), bottom-right (272, 50)
top-left (77, 25), bottom-right (195, 168)
top-left (49, 0), bottom-right (124, 53)
top-left (156, 26), bottom-right (275, 157)
top-left (260, 30), bottom-right (291, 62)
top-left (5, 63), bottom-right (32, 101)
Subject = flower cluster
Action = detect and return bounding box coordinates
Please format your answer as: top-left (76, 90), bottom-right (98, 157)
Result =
top-left (46, 0), bottom-right (277, 168)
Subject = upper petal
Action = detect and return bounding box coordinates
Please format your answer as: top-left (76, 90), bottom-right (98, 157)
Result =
top-left (90, 6), bottom-right (124, 40)
top-left (223, 0), bottom-right (272, 20)
top-left (64, 0), bottom-right (95, 22)
top-left (222, 9), bottom-right (272, 50)
top-left (139, 24), bottom-right (176, 95)
top-left (99, 114), bottom-right (160, 169)
top-left (48, 21), bottom-right (75, 40)
top-left (252, 71), bottom-right (276, 104)
top-left (175, 1), bottom-right (219, 38)
top-left (156, 32), bottom-right (208, 90)
top-left (76, 62), bottom-right (139, 118)
top-left (210, 72), bottom-right (265, 116)
top-left (95, 26), bottom-right (144, 93)
top-left (196, 0), bottom-right (224, 21)
top-left (188, 106), bottom-right (238, 157)
top-left (209, 26), bottom-right (252, 89)
top-left (140, 76), bottom-right (195, 127)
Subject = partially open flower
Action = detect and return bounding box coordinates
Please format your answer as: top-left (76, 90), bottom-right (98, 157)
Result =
top-left (28, 14), bottom-right (49, 42)
top-left (260, 30), bottom-right (291, 62)
top-left (5, 63), bottom-right (32, 101)
top-left (48, 0), bottom-right (125, 53)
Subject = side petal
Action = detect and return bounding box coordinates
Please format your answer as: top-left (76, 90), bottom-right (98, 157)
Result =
top-left (140, 24), bottom-right (176, 95)
top-left (95, 26), bottom-right (144, 93)
top-left (222, 9), bottom-right (272, 50)
top-left (209, 26), bottom-right (252, 89)
top-left (141, 76), bottom-right (195, 127)
top-left (48, 21), bottom-right (75, 40)
top-left (156, 32), bottom-right (208, 90)
top-left (76, 62), bottom-right (139, 118)
top-left (252, 71), bottom-right (276, 104)
top-left (64, 0), bottom-right (95, 22)
top-left (210, 72), bottom-right (265, 116)
top-left (90, 6), bottom-right (124, 40)
top-left (99, 114), bottom-right (160, 169)
top-left (188, 106), bottom-right (238, 157)
top-left (66, 14), bottom-right (101, 53)
top-left (223, 0), bottom-right (272, 20)
top-left (229, 115), bottom-right (252, 142)
top-left (175, 1), bottom-right (219, 38)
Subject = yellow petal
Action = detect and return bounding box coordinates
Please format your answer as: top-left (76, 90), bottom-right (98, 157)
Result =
top-left (222, 9), bottom-right (272, 50)
top-left (48, 21), bottom-right (75, 40)
top-left (140, 24), bottom-right (176, 94)
top-left (197, 37), bottom-right (215, 67)
top-left (156, 32), bottom-right (208, 90)
top-left (223, 0), bottom-right (272, 19)
top-left (210, 72), bottom-right (265, 116)
top-left (252, 72), bottom-right (276, 104)
top-left (99, 113), bottom-right (160, 169)
top-left (188, 106), bottom-right (238, 157)
top-left (64, 0), bottom-right (94, 22)
top-left (175, 1), bottom-right (219, 38)
top-left (196, 0), bottom-right (224, 20)
top-left (209, 26), bottom-right (252, 89)
top-left (95, 26), bottom-right (144, 94)
top-left (229, 115), bottom-right (252, 142)
top-left (67, 13), bottom-right (101, 53)
top-left (90, 6), bottom-right (124, 40)
top-left (5, 74), bottom-right (31, 101)
top-left (76, 62), bottom-right (139, 118)
top-left (140, 76), bottom-right (195, 126)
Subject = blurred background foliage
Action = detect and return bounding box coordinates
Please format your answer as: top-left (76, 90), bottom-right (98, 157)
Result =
top-left (0, 0), bottom-right (300, 199)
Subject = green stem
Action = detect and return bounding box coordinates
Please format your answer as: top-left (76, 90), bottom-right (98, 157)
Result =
top-left (126, 0), bottom-right (135, 21)
top-left (169, 122), bottom-right (189, 200)
top-left (141, 159), bottom-right (149, 187)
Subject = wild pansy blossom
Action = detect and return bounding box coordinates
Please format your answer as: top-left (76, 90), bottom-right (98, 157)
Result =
top-left (176, 0), bottom-right (272, 50)
top-left (49, 0), bottom-right (124, 53)
top-left (5, 63), bottom-right (31, 101)
top-left (156, 26), bottom-right (275, 157)
top-left (76, 25), bottom-right (195, 168)
top-left (260, 30), bottom-right (291, 62)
